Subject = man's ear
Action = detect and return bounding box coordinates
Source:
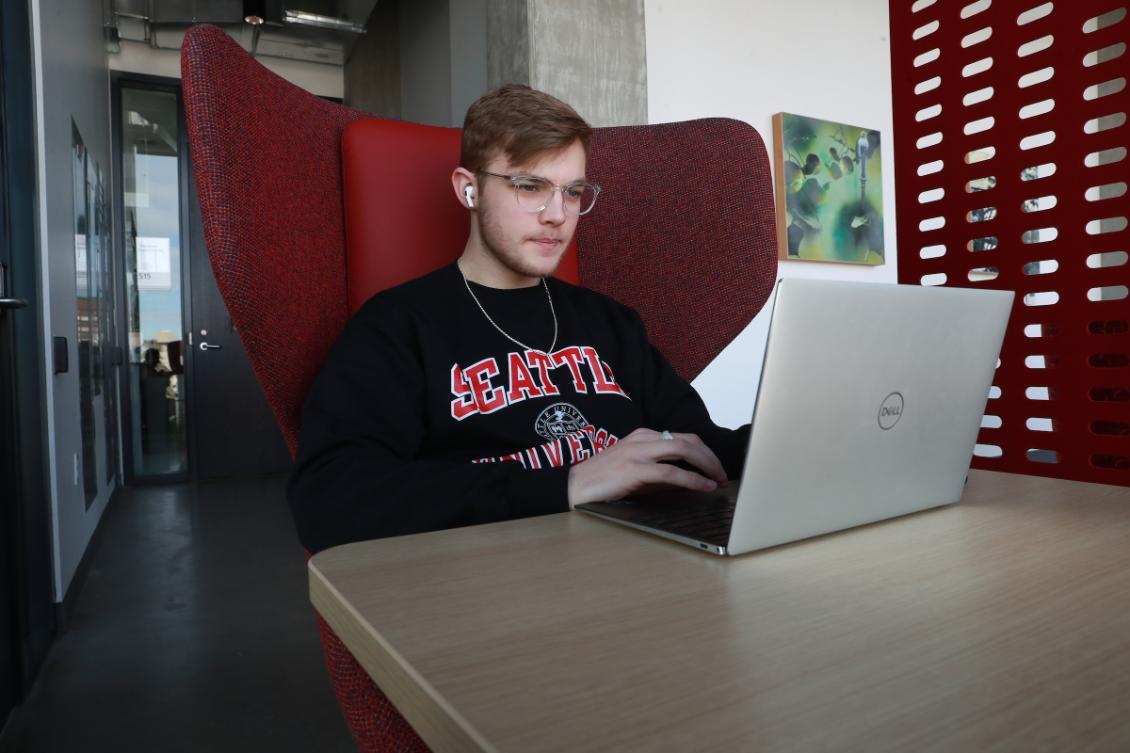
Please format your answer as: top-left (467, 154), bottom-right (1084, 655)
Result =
top-left (452, 167), bottom-right (476, 209)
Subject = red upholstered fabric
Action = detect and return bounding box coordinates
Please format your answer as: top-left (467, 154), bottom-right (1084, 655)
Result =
top-left (342, 120), bottom-right (467, 313)
top-left (342, 119), bottom-right (578, 315)
top-left (183, 23), bottom-right (777, 753)
top-left (577, 119), bottom-right (778, 381)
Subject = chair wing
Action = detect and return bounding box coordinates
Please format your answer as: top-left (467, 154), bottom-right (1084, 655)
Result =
top-left (182, 23), bottom-right (372, 456)
top-left (579, 119), bottom-right (778, 382)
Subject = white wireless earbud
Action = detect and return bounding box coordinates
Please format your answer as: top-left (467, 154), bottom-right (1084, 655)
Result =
top-left (464, 185), bottom-right (475, 207)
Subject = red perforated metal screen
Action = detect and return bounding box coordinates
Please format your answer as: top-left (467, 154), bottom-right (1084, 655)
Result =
top-left (891, 1), bottom-right (1129, 484)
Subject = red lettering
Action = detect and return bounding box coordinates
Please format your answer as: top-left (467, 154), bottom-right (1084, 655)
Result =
top-left (471, 427), bottom-right (619, 469)
top-left (506, 352), bottom-right (543, 405)
top-left (582, 346), bottom-right (628, 397)
top-left (450, 365), bottom-right (478, 420)
top-left (544, 439), bottom-right (564, 468)
top-left (463, 357), bottom-right (506, 414)
top-left (582, 425), bottom-right (610, 455)
top-left (566, 432), bottom-right (589, 462)
top-left (550, 346), bottom-right (588, 393)
top-left (526, 351), bottom-right (561, 396)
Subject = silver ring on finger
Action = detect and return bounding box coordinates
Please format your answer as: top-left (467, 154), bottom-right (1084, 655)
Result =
top-left (660, 430), bottom-right (674, 441)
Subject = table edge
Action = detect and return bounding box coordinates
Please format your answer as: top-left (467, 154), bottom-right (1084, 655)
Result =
top-left (308, 558), bottom-right (499, 753)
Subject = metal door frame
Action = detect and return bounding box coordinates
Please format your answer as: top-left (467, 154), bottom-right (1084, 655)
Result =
top-left (0, 0), bottom-right (57, 709)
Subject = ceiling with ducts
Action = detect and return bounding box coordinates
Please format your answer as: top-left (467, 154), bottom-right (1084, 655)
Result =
top-left (105, 0), bottom-right (378, 65)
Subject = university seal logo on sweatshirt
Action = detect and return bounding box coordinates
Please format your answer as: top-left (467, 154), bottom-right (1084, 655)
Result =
top-left (454, 345), bottom-right (629, 469)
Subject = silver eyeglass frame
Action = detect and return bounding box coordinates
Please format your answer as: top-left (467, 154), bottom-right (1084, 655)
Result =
top-left (478, 170), bottom-right (602, 215)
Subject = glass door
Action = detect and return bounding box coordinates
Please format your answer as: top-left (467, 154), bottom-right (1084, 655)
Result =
top-left (114, 75), bottom-right (292, 483)
top-left (117, 82), bottom-right (188, 480)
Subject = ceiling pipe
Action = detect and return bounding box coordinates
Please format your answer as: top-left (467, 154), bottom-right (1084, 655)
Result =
top-left (283, 9), bottom-right (365, 35)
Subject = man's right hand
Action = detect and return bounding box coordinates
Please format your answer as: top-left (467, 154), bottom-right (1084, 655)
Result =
top-left (566, 427), bottom-right (728, 509)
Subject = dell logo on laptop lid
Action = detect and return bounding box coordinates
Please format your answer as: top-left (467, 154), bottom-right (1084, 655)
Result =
top-left (878, 392), bottom-right (904, 430)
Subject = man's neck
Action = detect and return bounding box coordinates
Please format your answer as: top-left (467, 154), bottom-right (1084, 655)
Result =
top-left (457, 247), bottom-right (541, 289)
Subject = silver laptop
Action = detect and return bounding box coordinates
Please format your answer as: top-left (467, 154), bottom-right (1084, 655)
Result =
top-left (577, 278), bottom-right (1014, 556)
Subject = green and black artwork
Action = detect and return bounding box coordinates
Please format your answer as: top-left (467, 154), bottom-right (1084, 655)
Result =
top-left (772, 113), bottom-right (884, 265)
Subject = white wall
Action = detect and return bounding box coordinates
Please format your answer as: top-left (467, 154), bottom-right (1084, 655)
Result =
top-left (31, 0), bottom-right (116, 601)
top-left (645, 0), bottom-right (897, 427)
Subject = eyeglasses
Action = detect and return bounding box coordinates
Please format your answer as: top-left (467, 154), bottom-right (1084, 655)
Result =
top-left (479, 171), bottom-right (602, 215)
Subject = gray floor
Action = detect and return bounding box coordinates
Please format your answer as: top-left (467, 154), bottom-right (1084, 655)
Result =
top-left (0, 476), bottom-right (356, 753)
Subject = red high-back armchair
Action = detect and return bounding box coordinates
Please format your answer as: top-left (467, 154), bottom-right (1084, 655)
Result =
top-left (182, 23), bottom-right (777, 753)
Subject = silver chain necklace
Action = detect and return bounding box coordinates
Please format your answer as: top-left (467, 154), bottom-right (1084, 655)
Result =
top-left (459, 264), bottom-right (558, 354)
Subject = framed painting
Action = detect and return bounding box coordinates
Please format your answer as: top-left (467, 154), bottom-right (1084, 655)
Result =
top-left (772, 113), bottom-right (884, 265)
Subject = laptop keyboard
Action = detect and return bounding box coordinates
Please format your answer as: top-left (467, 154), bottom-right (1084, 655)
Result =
top-left (583, 486), bottom-right (739, 546)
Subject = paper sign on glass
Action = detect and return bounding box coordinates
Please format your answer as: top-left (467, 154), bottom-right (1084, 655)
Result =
top-left (137, 237), bottom-right (173, 291)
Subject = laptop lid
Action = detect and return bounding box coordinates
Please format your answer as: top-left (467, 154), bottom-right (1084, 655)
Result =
top-left (726, 278), bottom-right (1013, 555)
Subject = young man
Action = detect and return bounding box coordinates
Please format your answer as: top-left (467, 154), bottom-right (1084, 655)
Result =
top-left (287, 85), bottom-right (749, 554)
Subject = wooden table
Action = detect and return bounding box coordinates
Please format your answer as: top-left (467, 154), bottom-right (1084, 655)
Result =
top-left (309, 469), bottom-right (1130, 752)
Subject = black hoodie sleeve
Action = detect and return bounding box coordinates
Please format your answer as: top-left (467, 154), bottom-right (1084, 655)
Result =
top-left (631, 311), bottom-right (751, 479)
top-left (286, 299), bottom-right (570, 554)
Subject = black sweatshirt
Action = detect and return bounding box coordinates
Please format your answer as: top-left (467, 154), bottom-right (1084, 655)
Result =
top-left (287, 263), bottom-right (750, 553)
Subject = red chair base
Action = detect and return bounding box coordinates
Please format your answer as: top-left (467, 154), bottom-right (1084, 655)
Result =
top-left (315, 613), bottom-right (432, 752)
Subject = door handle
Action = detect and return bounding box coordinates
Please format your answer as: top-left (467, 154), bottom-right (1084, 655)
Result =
top-left (0, 297), bottom-right (29, 311)
top-left (199, 342), bottom-right (222, 351)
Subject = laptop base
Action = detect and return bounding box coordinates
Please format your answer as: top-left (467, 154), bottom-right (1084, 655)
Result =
top-left (577, 484), bottom-right (740, 556)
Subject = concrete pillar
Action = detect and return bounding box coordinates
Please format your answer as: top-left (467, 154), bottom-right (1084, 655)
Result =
top-left (526, 0), bottom-right (647, 126)
top-left (488, 0), bottom-right (647, 127)
top-left (345, 0), bottom-right (646, 127)
top-left (486, 0), bottom-right (530, 88)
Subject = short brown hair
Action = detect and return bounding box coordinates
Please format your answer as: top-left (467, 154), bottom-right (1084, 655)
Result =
top-left (460, 84), bottom-right (592, 174)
